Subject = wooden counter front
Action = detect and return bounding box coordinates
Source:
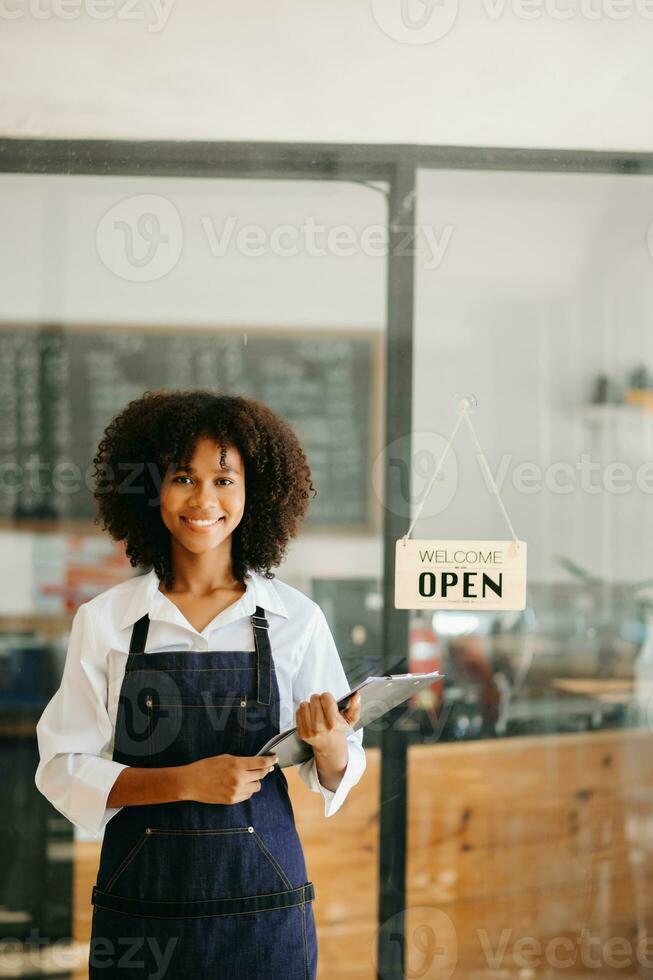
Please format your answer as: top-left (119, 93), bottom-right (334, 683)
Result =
top-left (72, 728), bottom-right (653, 978)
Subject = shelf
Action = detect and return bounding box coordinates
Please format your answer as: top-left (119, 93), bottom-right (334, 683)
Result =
top-left (582, 403), bottom-right (653, 426)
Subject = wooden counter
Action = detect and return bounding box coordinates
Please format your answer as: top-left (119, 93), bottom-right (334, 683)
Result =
top-left (72, 728), bottom-right (653, 978)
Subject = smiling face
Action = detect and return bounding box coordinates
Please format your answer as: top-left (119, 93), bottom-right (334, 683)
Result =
top-left (159, 436), bottom-right (246, 557)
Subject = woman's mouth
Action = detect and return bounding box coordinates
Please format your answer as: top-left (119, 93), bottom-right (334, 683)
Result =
top-left (181, 516), bottom-right (226, 532)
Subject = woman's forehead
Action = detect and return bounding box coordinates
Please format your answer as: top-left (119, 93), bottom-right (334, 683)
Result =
top-left (183, 436), bottom-right (244, 470)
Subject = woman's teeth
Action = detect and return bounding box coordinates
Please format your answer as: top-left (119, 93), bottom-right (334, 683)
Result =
top-left (182, 517), bottom-right (225, 527)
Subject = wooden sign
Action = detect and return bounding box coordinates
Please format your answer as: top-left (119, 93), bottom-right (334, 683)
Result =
top-left (395, 538), bottom-right (527, 611)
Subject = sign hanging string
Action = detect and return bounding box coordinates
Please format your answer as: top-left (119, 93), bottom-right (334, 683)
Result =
top-left (401, 396), bottom-right (520, 548)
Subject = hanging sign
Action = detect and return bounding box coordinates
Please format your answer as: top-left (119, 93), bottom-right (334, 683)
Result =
top-left (395, 538), bottom-right (527, 610)
top-left (393, 395), bottom-right (528, 612)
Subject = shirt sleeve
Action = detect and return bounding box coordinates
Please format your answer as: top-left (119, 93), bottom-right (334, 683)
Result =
top-left (34, 602), bottom-right (129, 837)
top-left (293, 603), bottom-right (366, 817)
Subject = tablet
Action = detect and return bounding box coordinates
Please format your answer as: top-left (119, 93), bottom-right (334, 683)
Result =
top-left (256, 670), bottom-right (443, 768)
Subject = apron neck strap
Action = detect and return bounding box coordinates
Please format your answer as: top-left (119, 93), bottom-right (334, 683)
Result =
top-left (127, 605), bottom-right (272, 686)
top-left (129, 613), bottom-right (150, 654)
top-left (251, 606), bottom-right (272, 705)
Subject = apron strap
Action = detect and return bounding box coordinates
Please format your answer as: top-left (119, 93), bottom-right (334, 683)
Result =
top-left (127, 606), bottom-right (272, 709)
top-left (251, 606), bottom-right (272, 706)
top-left (129, 613), bottom-right (150, 654)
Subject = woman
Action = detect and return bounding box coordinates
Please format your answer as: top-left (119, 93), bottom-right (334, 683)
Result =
top-left (35, 389), bottom-right (365, 979)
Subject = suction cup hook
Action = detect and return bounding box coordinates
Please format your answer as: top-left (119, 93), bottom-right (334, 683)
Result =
top-left (452, 393), bottom-right (478, 415)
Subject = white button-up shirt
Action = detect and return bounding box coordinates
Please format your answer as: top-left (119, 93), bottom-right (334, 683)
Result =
top-left (34, 568), bottom-right (366, 837)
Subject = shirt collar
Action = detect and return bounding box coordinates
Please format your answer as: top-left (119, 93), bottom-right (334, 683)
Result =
top-left (118, 567), bottom-right (289, 632)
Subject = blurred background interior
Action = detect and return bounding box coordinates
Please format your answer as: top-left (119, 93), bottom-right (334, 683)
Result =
top-left (2, 7), bottom-right (653, 979)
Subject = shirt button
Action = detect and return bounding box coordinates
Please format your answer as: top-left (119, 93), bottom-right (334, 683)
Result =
top-left (247, 826), bottom-right (254, 833)
top-left (240, 699), bottom-right (247, 708)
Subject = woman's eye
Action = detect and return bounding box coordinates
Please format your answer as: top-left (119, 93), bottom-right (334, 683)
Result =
top-left (173, 476), bottom-right (233, 486)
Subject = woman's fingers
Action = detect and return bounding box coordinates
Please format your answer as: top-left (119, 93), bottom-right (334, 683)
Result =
top-left (297, 690), bottom-right (361, 741)
top-left (320, 692), bottom-right (343, 728)
top-left (296, 697), bottom-right (325, 738)
top-left (309, 692), bottom-right (355, 730)
top-left (309, 693), bottom-right (330, 731)
top-left (239, 755), bottom-right (278, 771)
top-left (342, 691), bottom-right (361, 724)
top-left (296, 701), bottom-right (310, 739)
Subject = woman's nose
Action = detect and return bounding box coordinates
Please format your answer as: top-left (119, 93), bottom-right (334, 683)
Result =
top-left (188, 482), bottom-right (221, 506)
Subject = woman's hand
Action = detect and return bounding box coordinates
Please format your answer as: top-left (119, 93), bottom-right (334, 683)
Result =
top-left (296, 690), bottom-right (361, 757)
top-left (180, 753), bottom-right (278, 805)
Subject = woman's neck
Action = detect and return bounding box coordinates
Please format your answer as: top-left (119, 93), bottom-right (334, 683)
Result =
top-left (164, 545), bottom-right (241, 596)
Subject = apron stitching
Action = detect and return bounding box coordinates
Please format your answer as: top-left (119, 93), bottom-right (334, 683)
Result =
top-left (126, 667), bottom-right (257, 672)
top-left (92, 900), bottom-right (311, 919)
top-left (140, 702), bottom-right (245, 707)
top-left (146, 828), bottom-right (251, 834)
top-left (252, 610), bottom-right (272, 706)
top-left (301, 903), bottom-right (309, 980)
top-left (146, 696), bottom-right (154, 756)
top-left (253, 622), bottom-right (262, 703)
top-left (238, 695), bottom-right (246, 753)
top-left (100, 883), bottom-right (314, 903)
top-left (251, 831), bottom-right (293, 889)
top-left (137, 826), bottom-right (292, 888)
top-left (103, 832), bottom-right (149, 893)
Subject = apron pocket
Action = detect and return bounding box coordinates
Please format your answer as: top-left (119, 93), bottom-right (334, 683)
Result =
top-left (103, 829), bottom-right (150, 893)
top-left (104, 826), bottom-right (295, 902)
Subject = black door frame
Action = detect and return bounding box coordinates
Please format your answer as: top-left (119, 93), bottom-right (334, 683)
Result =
top-left (2, 138), bottom-right (652, 979)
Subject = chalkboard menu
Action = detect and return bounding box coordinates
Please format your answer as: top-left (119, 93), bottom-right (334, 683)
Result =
top-left (0, 326), bottom-right (380, 528)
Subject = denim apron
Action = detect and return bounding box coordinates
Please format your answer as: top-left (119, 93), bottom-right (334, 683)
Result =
top-left (89, 606), bottom-right (318, 979)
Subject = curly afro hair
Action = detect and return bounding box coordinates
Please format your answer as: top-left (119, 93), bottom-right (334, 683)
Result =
top-left (92, 389), bottom-right (317, 590)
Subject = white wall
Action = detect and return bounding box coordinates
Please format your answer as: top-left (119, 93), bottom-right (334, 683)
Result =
top-left (0, 0), bottom-right (652, 150)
